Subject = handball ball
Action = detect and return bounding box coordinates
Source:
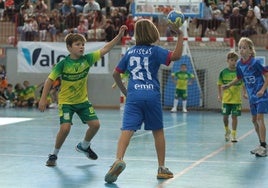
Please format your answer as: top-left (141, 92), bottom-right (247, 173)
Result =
top-left (167, 10), bottom-right (185, 28)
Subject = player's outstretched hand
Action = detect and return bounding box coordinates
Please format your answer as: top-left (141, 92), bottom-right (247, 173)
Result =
top-left (118, 25), bottom-right (128, 38)
top-left (168, 23), bottom-right (183, 35)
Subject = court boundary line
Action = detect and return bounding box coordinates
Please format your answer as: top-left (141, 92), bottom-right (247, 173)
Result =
top-left (157, 128), bottom-right (255, 187)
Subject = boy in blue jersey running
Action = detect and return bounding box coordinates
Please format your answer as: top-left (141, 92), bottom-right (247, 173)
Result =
top-left (39, 25), bottom-right (128, 166)
top-left (223, 37), bottom-right (268, 157)
top-left (104, 19), bottom-right (184, 183)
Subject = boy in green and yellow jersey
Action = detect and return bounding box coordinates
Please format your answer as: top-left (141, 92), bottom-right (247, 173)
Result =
top-left (39, 25), bottom-right (127, 167)
top-left (217, 51), bottom-right (247, 142)
top-left (171, 63), bottom-right (194, 113)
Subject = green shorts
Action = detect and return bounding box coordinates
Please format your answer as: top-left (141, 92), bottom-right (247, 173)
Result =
top-left (222, 103), bottom-right (241, 116)
top-left (175, 89), bottom-right (187, 100)
top-left (58, 101), bottom-right (98, 124)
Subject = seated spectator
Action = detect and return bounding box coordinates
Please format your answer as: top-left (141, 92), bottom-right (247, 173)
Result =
top-left (260, 0), bottom-right (268, 34)
top-left (241, 8), bottom-right (258, 37)
top-left (239, 1), bottom-right (249, 18)
top-left (63, 6), bottom-right (79, 36)
top-left (22, 16), bottom-right (35, 41)
top-left (110, 7), bottom-right (125, 35)
top-left (21, 80), bottom-right (43, 107)
top-left (0, 0), bottom-right (4, 21)
top-left (0, 86), bottom-right (7, 107)
top-left (38, 14), bottom-right (49, 41)
top-left (48, 9), bottom-right (63, 42)
top-left (4, 83), bottom-right (17, 107)
top-left (105, 19), bottom-right (115, 41)
top-left (20, 0), bottom-right (34, 18)
top-left (14, 83), bottom-right (24, 107)
top-left (125, 14), bottom-right (134, 36)
top-left (226, 7), bottom-right (245, 44)
top-left (0, 64), bottom-right (8, 89)
top-left (88, 10), bottom-right (106, 40)
top-left (60, 0), bottom-right (73, 17)
top-left (34, 0), bottom-right (48, 15)
top-left (73, 0), bottom-right (86, 13)
top-left (83, 0), bottom-right (100, 17)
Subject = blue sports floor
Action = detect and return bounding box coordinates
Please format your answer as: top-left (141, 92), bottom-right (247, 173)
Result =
top-left (0, 108), bottom-right (267, 188)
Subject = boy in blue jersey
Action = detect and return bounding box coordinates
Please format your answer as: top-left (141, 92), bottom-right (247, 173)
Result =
top-left (104, 19), bottom-right (184, 183)
top-left (223, 37), bottom-right (268, 157)
top-left (39, 25), bottom-right (127, 166)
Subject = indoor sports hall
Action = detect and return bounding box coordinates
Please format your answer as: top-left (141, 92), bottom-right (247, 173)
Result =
top-left (1, 108), bottom-right (268, 188)
top-left (1, 0), bottom-right (268, 187)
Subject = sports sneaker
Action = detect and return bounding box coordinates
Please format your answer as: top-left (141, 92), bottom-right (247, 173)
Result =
top-left (250, 145), bottom-right (261, 154)
top-left (170, 107), bottom-right (177, 113)
top-left (46, 154), bottom-right (57, 167)
top-left (182, 109), bottom-right (188, 113)
top-left (76, 142), bottom-right (98, 160)
top-left (231, 137), bottom-right (238, 143)
top-left (105, 160), bottom-right (126, 183)
top-left (157, 166), bottom-right (173, 179)
top-left (225, 129), bottom-right (231, 142)
top-left (255, 146), bottom-right (267, 157)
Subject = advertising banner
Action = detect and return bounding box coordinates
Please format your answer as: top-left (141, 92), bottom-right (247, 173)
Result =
top-left (17, 42), bottom-right (109, 74)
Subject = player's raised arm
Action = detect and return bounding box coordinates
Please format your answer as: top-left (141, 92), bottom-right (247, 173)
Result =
top-left (100, 25), bottom-right (128, 57)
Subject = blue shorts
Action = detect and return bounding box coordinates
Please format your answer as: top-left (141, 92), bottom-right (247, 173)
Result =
top-left (250, 100), bottom-right (268, 115)
top-left (122, 100), bottom-right (163, 131)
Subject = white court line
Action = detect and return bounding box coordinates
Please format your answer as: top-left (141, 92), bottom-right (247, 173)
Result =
top-left (157, 128), bottom-right (255, 187)
top-left (0, 117), bottom-right (33, 126)
top-left (132, 122), bottom-right (187, 139)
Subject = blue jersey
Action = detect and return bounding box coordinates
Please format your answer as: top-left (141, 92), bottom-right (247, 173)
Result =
top-left (236, 57), bottom-right (268, 105)
top-left (115, 45), bottom-right (172, 102)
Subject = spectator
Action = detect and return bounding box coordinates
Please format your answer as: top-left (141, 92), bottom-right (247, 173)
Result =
top-left (0, 64), bottom-right (8, 89)
top-left (0, 86), bottom-right (7, 107)
top-left (4, 83), bottom-right (17, 107)
top-left (60, 0), bottom-right (73, 17)
top-left (34, 0), bottom-right (48, 16)
top-left (14, 83), bottom-right (25, 107)
top-left (48, 9), bottom-right (63, 42)
top-left (0, 0), bottom-right (4, 21)
top-left (105, 19), bottom-right (115, 41)
top-left (226, 7), bottom-right (245, 44)
top-left (63, 6), bottom-right (79, 36)
top-left (88, 10), bottom-right (106, 40)
top-left (110, 7), bottom-right (124, 35)
top-left (21, 80), bottom-right (43, 107)
top-left (241, 8), bottom-right (258, 37)
top-left (260, 0), bottom-right (268, 33)
top-left (73, 0), bottom-right (87, 13)
top-left (17, 6), bottom-right (26, 41)
top-left (239, 1), bottom-right (249, 17)
top-left (38, 14), bottom-right (48, 41)
top-left (20, 0), bottom-right (34, 19)
top-left (83, 0), bottom-right (100, 17)
top-left (248, 0), bottom-right (261, 21)
top-left (77, 19), bottom-right (88, 38)
top-left (125, 14), bottom-right (134, 36)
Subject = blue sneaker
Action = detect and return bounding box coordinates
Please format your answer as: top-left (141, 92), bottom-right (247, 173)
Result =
top-left (46, 154), bottom-right (57, 167)
top-left (76, 142), bottom-right (98, 160)
top-left (105, 160), bottom-right (126, 183)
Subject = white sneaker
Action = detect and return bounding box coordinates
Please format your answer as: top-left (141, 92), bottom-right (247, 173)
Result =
top-left (255, 146), bottom-right (267, 157)
top-left (49, 103), bottom-right (58, 108)
top-left (225, 129), bottom-right (231, 142)
top-left (170, 107), bottom-right (177, 113)
top-left (182, 109), bottom-right (187, 113)
top-left (250, 145), bottom-right (261, 154)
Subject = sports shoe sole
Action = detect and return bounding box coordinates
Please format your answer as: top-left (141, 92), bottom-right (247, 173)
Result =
top-left (105, 160), bottom-right (126, 183)
top-left (75, 145), bottom-right (98, 160)
top-left (157, 174), bottom-right (174, 179)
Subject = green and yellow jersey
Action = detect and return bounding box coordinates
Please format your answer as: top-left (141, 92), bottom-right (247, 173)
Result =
top-left (218, 68), bottom-right (243, 104)
top-left (172, 71), bottom-right (194, 90)
top-left (48, 50), bottom-right (101, 105)
top-left (23, 85), bottom-right (38, 100)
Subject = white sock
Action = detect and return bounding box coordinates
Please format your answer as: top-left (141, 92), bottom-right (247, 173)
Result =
top-left (81, 140), bottom-right (90, 149)
top-left (173, 99), bottom-right (178, 108)
top-left (182, 100), bottom-right (187, 110)
top-left (53, 148), bottom-right (60, 155)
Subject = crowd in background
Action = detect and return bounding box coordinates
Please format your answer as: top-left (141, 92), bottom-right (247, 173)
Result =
top-left (0, 0), bottom-right (267, 43)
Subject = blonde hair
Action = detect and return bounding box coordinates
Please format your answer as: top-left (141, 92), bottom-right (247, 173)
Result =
top-left (64, 33), bottom-right (86, 47)
top-left (134, 19), bottom-right (160, 45)
top-left (238, 37), bottom-right (256, 57)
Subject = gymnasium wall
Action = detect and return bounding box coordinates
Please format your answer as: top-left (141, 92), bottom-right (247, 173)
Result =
top-left (4, 46), bottom-right (268, 110)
